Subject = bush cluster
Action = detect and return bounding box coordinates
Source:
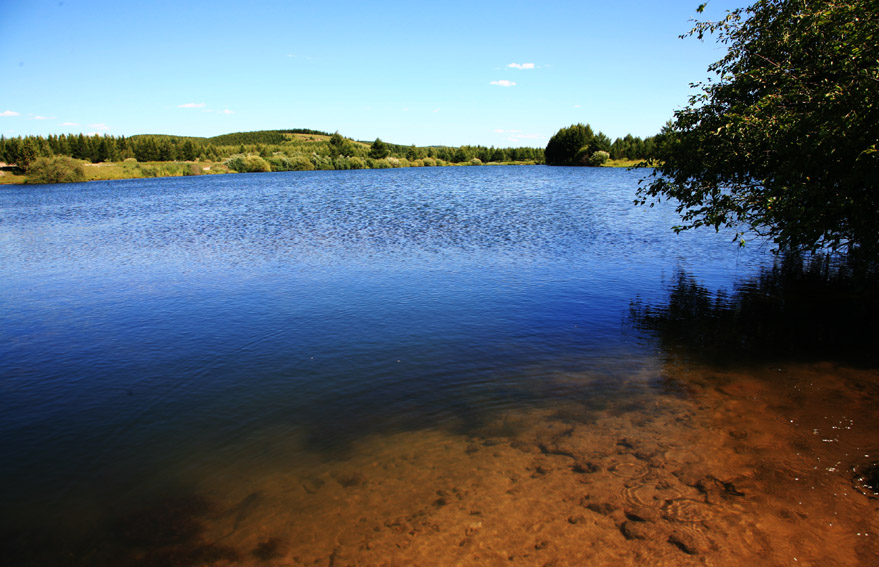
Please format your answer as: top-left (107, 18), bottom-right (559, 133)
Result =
top-left (225, 155), bottom-right (271, 173)
top-left (26, 156), bottom-right (86, 184)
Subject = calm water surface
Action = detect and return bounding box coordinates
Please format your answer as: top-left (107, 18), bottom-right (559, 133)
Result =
top-left (2, 166), bottom-right (876, 566)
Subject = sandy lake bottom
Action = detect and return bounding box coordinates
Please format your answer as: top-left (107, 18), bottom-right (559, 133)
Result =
top-left (10, 360), bottom-right (876, 567)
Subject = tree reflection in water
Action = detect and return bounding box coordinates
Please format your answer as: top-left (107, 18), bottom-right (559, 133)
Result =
top-left (630, 253), bottom-right (879, 365)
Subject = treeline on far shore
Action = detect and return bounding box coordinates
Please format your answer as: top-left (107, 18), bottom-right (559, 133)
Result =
top-left (0, 125), bottom-right (657, 184)
top-left (0, 130), bottom-right (547, 184)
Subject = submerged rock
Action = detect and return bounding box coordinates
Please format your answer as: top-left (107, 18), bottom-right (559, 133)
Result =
top-left (620, 520), bottom-right (654, 540)
top-left (581, 499), bottom-right (617, 516)
top-left (624, 508), bottom-right (660, 523)
top-left (852, 461), bottom-right (879, 498)
top-left (252, 537), bottom-right (285, 561)
top-left (334, 471), bottom-right (368, 488)
top-left (668, 529), bottom-right (710, 555)
top-left (696, 475), bottom-right (746, 503)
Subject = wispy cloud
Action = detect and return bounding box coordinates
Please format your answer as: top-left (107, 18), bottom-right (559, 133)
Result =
top-left (507, 63), bottom-right (535, 70)
top-left (221, 109), bottom-right (234, 115)
top-left (178, 102), bottom-right (206, 109)
top-left (1, 110), bottom-right (20, 117)
top-left (62, 122), bottom-right (79, 126)
top-left (432, 108), bottom-right (441, 113)
top-left (89, 123), bottom-right (110, 131)
top-left (33, 115), bottom-right (55, 120)
top-left (490, 80), bottom-right (516, 87)
top-left (494, 129), bottom-right (522, 134)
top-left (573, 104), bottom-right (582, 109)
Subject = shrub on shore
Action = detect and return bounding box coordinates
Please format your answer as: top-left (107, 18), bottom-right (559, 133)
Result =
top-left (589, 150), bottom-right (610, 166)
top-left (225, 155), bottom-right (271, 173)
top-left (26, 156), bottom-right (86, 184)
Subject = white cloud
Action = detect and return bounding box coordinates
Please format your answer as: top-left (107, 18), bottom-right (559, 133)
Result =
top-left (33, 115), bottom-right (55, 120)
top-left (490, 80), bottom-right (516, 87)
top-left (89, 123), bottom-right (110, 131)
top-left (1, 110), bottom-right (20, 117)
top-left (494, 129), bottom-right (522, 133)
top-left (573, 104), bottom-right (582, 108)
top-left (507, 63), bottom-right (535, 70)
top-left (432, 108), bottom-right (441, 113)
top-left (178, 102), bottom-right (206, 108)
top-left (221, 109), bottom-right (234, 115)
top-left (62, 122), bottom-right (79, 126)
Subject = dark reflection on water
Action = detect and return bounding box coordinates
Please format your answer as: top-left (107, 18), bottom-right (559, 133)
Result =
top-left (630, 253), bottom-right (879, 365)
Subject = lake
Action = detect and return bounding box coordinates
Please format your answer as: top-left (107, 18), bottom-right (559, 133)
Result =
top-left (2, 166), bottom-right (877, 566)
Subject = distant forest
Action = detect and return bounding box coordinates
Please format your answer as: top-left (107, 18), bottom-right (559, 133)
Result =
top-left (0, 129), bottom-right (545, 171)
top-left (1, 127), bottom-right (654, 168)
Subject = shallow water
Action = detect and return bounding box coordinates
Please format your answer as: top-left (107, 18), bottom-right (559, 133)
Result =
top-left (1, 166), bottom-right (877, 566)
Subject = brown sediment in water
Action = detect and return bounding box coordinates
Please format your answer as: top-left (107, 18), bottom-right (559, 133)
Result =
top-left (7, 361), bottom-right (879, 566)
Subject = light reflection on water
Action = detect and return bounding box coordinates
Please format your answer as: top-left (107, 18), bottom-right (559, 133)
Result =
top-left (2, 166), bottom-right (876, 566)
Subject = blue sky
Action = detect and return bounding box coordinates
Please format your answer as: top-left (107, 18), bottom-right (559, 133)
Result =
top-left (1, 0), bottom-right (746, 147)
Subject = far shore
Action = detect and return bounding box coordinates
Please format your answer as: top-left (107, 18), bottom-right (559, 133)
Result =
top-left (0, 157), bottom-right (644, 186)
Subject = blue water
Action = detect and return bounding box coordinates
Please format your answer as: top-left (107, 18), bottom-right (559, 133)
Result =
top-left (0, 166), bottom-right (769, 542)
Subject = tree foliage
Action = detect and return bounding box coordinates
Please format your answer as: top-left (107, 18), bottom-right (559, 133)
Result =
top-left (368, 138), bottom-right (391, 159)
top-left (2, 128), bottom-right (546, 183)
top-left (225, 155), bottom-right (272, 173)
top-left (610, 134), bottom-right (655, 160)
top-left (328, 132), bottom-right (359, 157)
top-left (545, 123), bottom-right (597, 165)
top-left (588, 150), bottom-right (610, 167)
top-left (26, 156), bottom-right (86, 184)
top-left (546, 123), bottom-right (654, 165)
top-left (638, 0), bottom-right (879, 257)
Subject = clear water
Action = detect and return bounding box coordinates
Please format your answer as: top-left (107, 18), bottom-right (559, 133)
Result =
top-left (3, 167), bottom-right (875, 566)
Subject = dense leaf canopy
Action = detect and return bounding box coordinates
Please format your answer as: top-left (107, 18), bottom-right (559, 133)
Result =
top-left (545, 124), bottom-right (598, 165)
top-left (639, 0), bottom-right (879, 258)
top-left (546, 124), bottom-right (652, 165)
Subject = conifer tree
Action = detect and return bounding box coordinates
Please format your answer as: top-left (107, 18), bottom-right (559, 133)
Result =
top-left (368, 138), bottom-right (390, 159)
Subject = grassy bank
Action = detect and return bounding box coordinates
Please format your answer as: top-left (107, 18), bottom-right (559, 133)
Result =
top-left (81, 160), bottom-right (233, 181)
top-left (603, 158), bottom-right (646, 168)
top-left (0, 160), bottom-right (233, 185)
top-left (0, 156), bottom-right (546, 185)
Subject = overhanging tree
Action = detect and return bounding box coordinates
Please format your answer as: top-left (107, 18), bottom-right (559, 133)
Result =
top-left (638, 0), bottom-right (879, 258)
